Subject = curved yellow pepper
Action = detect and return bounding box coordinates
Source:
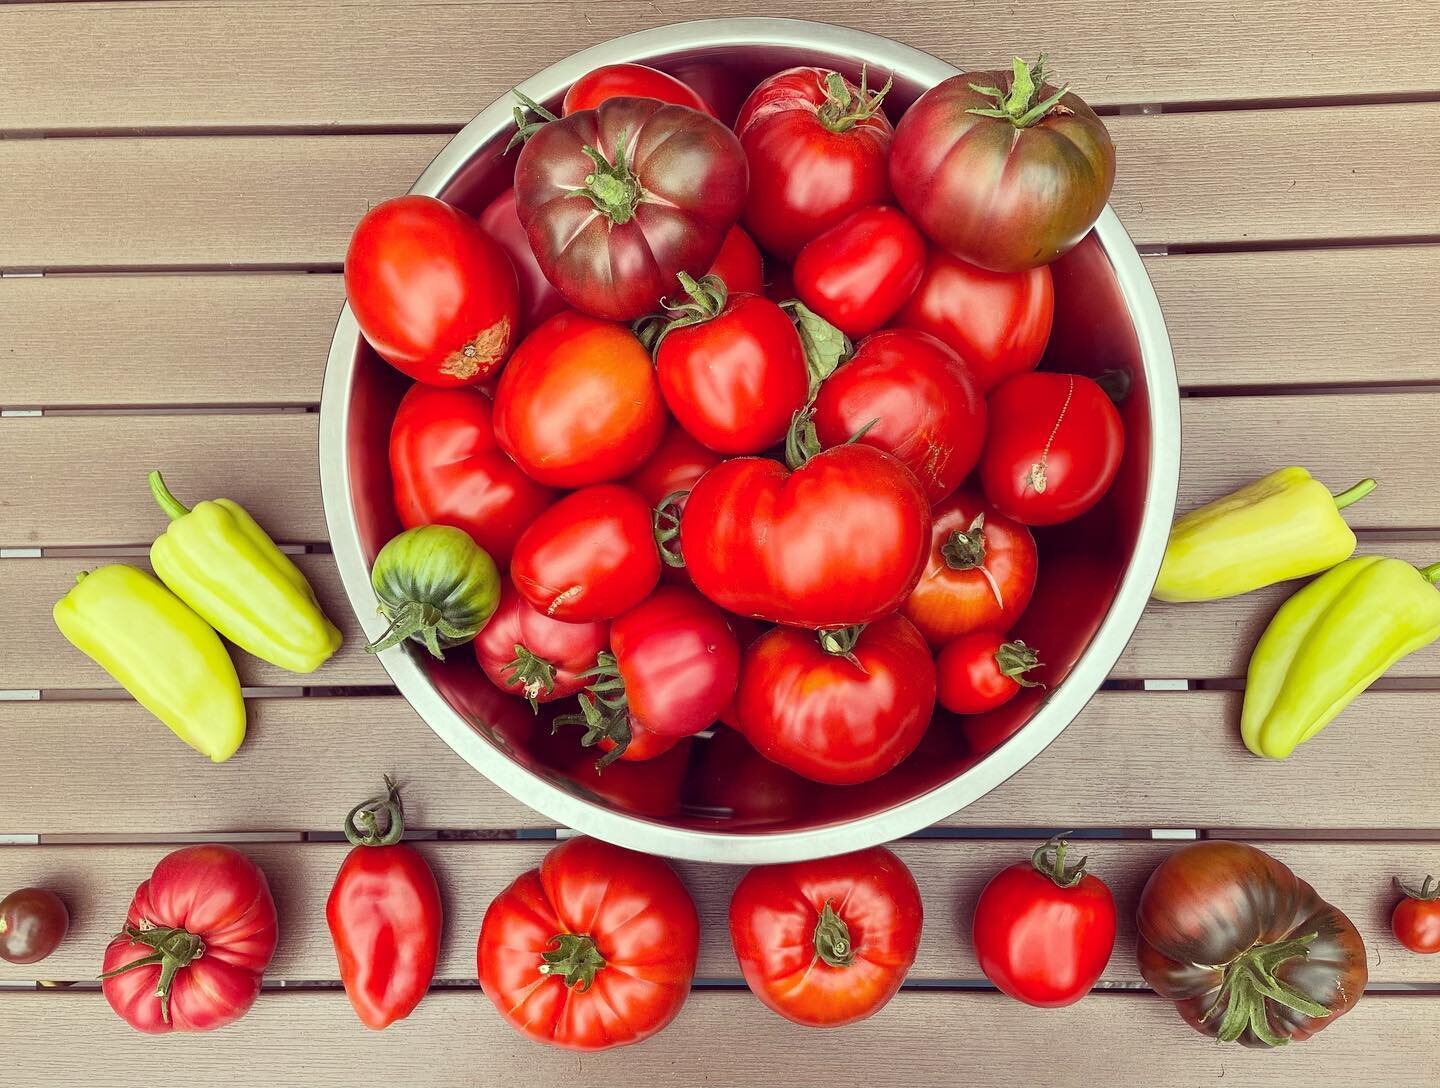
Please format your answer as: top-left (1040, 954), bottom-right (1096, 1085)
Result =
top-left (53, 565), bottom-right (246, 761)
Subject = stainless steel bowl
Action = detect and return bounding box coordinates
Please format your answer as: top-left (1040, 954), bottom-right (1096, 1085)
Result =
top-left (320, 18), bottom-right (1180, 863)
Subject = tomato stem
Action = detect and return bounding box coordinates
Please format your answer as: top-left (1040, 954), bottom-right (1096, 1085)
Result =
top-left (634, 274), bottom-right (728, 356)
top-left (1030, 835), bottom-right (1088, 889)
top-left (652, 490), bottom-right (690, 569)
top-left (815, 66), bottom-right (893, 133)
top-left (552, 653), bottom-right (632, 767)
top-left (1200, 931), bottom-right (1329, 1046)
top-left (812, 901), bottom-right (856, 968)
top-left (98, 923), bottom-right (206, 1024)
top-left (502, 646), bottom-right (560, 711)
top-left (539, 933), bottom-right (607, 991)
top-left (1331, 478), bottom-right (1377, 510)
top-left (996, 640), bottom-right (1043, 688)
top-left (343, 775), bottom-right (407, 847)
top-left (568, 131), bottom-right (645, 225)
top-left (505, 89), bottom-right (559, 153)
top-left (364, 599), bottom-right (466, 660)
top-left (965, 55), bottom-right (1072, 128)
top-left (1395, 874), bottom-right (1440, 901)
top-left (941, 515), bottom-right (988, 571)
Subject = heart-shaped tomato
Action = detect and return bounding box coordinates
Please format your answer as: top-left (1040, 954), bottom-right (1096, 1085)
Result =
top-left (680, 444), bottom-right (930, 627)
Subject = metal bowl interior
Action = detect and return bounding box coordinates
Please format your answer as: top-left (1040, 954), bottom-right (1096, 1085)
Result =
top-left (320, 18), bottom-right (1181, 863)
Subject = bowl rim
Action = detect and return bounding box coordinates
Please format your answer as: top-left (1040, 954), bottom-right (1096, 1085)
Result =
top-left (320, 16), bottom-right (1182, 863)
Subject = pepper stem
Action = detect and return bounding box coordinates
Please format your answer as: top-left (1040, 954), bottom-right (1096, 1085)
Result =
top-left (539, 933), bottom-right (607, 991)
top-left (342, 774), bottom-right (406, 846)
top-left (148, 470), bottom-right (192, 521)
top-left (97, 923), bottom-right (206, 1024)
top-left (1331, 477), bottom-right (1377, 510)
top-left (1031, 836), bottom-right (1088, 889)
top-left (1199, 932), bottom-right (1330, 1046)
top-left (812, 901), bottom-right (856, 967)
top-left (1419, 563), bottom-right (1440, 584)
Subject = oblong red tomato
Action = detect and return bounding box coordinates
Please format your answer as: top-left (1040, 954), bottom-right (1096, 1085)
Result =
top-left (388, 383), bottom-right (555, 565)
top-left (510, 484), bottom-right (660, 622)
top-left (345, 195), bottom-right (520, 386)
top-left (478, 188), bottom-right (567, 334)
top-left (936, 632), bottom-right (1043, 715)
top-left (706, 224), bottom-right (765, 295)
top-left (792, 206), bottom-right (925, 338)
top-left (493, 311), bottom-right (667, 487)
top-left (474, 583), bottom-right (609, 704)
top-left (736, 615), bottom-right (936, 785)
top-left (562, 62), bottom-right (713, 115)
top-left (812, 329), bottom-right (985, 503)
top-left (895, 249), bottom-right (1054, 392)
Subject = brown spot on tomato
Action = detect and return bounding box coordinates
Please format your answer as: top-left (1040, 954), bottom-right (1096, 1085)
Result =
top-left (441, 316), bottom-right (513, 380)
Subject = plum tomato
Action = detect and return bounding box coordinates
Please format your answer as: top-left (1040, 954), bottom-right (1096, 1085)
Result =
top-left (792, 206), bottom-right (926, 338)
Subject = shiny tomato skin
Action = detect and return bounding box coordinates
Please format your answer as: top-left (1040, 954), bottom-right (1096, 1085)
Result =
top-left (0, 888), bottom-right (68, 965)
top-left (478, 188), bottom-right (568, 334)
top-left (681, 445), bottom-right (931, 628)
top-left (973, 853), bottom-right (1116, 1007)
top-left (477, 836), bottom-right (699, 1051)
top-left (624, 424), bottom-right (721, 507)
top-left (596, 717), bottom-right (683, 763)
top-left (656, 291), bottom-right (809, 454)
top-left (737, 615), bottom-right (936, 785)
top-left (388, 383), bottom-right (555, 565)
top-left (895, 249), bottom-right (1054, 392)
top-left (706, 224), bottom-right (765, 295)
top-left (510, 485), bottom-right (660, 622)
top-left (729, 847), bottom-right (923, 1027)
top-left (903, 491), bottom-right (1037, 646)
top-left (493, 311), bottom-right (667, 487)
top-left (793, 206), bottom-right (926, 338)
top-left (980, 371), bottom-right (1124, 526)
top-left (936, 631), bottom-right (1033, 715)
top-left (812, 329), bottom-right (985, 502)
top-left (562, 63), bottom-right (713, 115)
top-left (1393, 893), bottom-right (1440, 954)
top-left (474, 582), bottom-right (609, 703)
top-left (687, 725), bottom-right (813, 827)
top-left (736, 67), bottom-right (894, 260)
top-left (345, 195), bottom-right (520, 386)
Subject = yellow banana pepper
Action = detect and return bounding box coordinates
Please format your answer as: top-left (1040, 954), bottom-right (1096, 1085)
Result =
top-left (148, 471), bottom-right (342, 673)
top-left (1153, 467), bottom-right (1376, 602)
top-left (53, 565), bottom-right (246, 761)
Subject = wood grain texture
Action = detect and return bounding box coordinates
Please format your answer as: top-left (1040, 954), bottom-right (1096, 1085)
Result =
top-left (3, 1), bottom-right (1437, 132)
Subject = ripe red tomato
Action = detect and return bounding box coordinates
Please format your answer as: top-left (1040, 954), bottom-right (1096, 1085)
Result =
top-left (594, 716), bottom-right (683, 764)
top-left (101, 845), bottom-right (278, 1033)
top-left (895, 249), bottom-right (1054, 392)
top-left (706, 224), bottom-right (765, 295)
top-left (793, 206), bottom-right (926, 338)
top-left (493, 311), bottom-right (667, 487)
top-left (973, 838), bottom-right (1116, 1007)
top-left (687, 726), bottom-right (813, 827)
top-left (736, 66), bottom-right (894, 260)
top-left (681, 445), bottom-right (931, 628)
top-left (890, 58), bottom-right (1115, 272)
top-left (812, 329), bottom-right (985, 503)
top-left (902, 491), bottom-right (1037, 646)
top-left (729, 847), bottom-right (923, 1027)
top-left (510, 484), bottom-right (660, 622)
top-left (652, 275), bottom-right (809, 454)
top-left (737, 615), bottom-right (936, 785)
top-left (345, 195), bottom-right (520, 385)
top-left (515, 98), bottom-right (747, 320)
top-left (980, 371), bottom-right (1124, 526)
top-left (478, 188), bottom-right (567, 334)
top-left (1393, 876), bottom-right (1440, 954)
top-left (936, 632), bottom-right (1043, 715)
top-left (562, 62), bottom-right (713, 115)
top-left (624, 424), bottom-right (721, 507)
top-left (388, 383), bottom-right (555, 565)
top-left (473, 583), bottom-right (609, 705)
top-left (478, 836), bottom-right (699, 1051)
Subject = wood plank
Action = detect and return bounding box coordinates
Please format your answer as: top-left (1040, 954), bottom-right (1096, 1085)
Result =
top-left (4, 105), bottom-right (1438, 270)
top-left (1, 989), bottom-right (1434, 1087)
top-left (3, 1), bottom-right (1437, 132)
top-left (2, 838), bottom-right (1434, 986)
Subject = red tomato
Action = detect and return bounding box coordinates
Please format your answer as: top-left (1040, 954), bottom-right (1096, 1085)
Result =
top-left (736, 66), bottom-right (894, 260)
top-left (562, 62), bottom-right (713, 115)
top-left (895, 249), bottom-right (1054, 392)
top-left (478, 836), bottom-right (699, 1050)
top-left (936, 632), bottom-right (1043, 715)
top-left (687, 726), bottom-right (813, 827)
top-left (624, 424), bottom-right (721, 507)
top-left (729, 847), bottom-right (923, 1027)
top-left (668, 58), bottom-right (749, 125)
top-left (652, 276), bottom-right (809, 454)
top-left (812, 329), bottom-right (985, 503)
top-left (793, 206), bottom-right (926, 338)
top-left (902, 491), bottom-right (1038, 646)
top-left (515, 98), bottom-right (747, 320)
top-left (345, 195), bottom-right (520, 386)
top-left (478, 188), bottom-right (567, 333)
top-left (493, 311), bottom-right (667, 487)
top-left (101, 845), bottom-right (278, 1033)
top-left (980, 371), bottom-right (1124, 525)
top-left (559, 733), bottom-right (692, 819)
top-left (594, 715), bottom-right (683, 764)
top-left (973, 838), bottom-right (1117, 1007)
top-left (681, 445), bottom-right (931, 628)
top-left (1393, 877), bottom-right (1440, 954)
top-left (706, 224), bottom-right (765, 294)
top-left (474, 583), bottom-right (609, 705)
top-left (510, 484), bottom-right (660, 622)
top-left (388, 383), bottom-right (555, 565)
top-left (737, 615), bottom-right (936, 785)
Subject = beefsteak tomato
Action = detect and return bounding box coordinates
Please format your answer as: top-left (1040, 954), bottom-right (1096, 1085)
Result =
top-left (562, 63), bottom-right (712, 116)
top-left (936, 632), bottom-right (1042, 715)
top-left (474, 582), bottom-right (609, 706)
top-left (792, 206), bottom-right (926, 338)
top-left (707, 224), bottom-right (765, 295)
top-left (478, 188), bottom-right (567, 333)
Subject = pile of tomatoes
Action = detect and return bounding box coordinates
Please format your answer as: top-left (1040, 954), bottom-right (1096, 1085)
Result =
top-left (346, 55), bottom-right (1123, 788)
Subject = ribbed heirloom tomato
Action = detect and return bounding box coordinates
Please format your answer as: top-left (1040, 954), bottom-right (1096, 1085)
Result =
top-left (473, 583), bottom-right (609, 706)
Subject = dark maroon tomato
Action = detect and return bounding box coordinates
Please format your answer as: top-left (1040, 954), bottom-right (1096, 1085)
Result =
top-left (706, 224), bottom-right (765, 295)
top-left (792, 206), bottom-right (926, 339)
top-left (812, 329), bottom-right (985, 503)
top-left (562, 63), bottom-right (713, 116)
top-left (0, 888), bottom-right (68, 965)
top-left (935, 632), bottom-right (1042, 715)
top-left (478, 188), bottom-right (568, 334)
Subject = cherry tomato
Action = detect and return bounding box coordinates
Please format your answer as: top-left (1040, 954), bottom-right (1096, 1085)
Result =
top-left (510, 484), bottom-right (660, 622)
top-left (793, 206), bottom-right (926, 338)
top-left (729, 847), bottom-right (923, 1027)
top-left (936, 632), bottom-right (1042, 715)
top-left (345, 195), bottom-right (520, 386)
top-left (973, 838), bottom-right (1116, 1007)
top-left (737, 615), bottom-right (936, 785)
top-left (562, 62), bottom-right (713, 115)
top-left (980, 371), bottom-right (1124, 526)
top-left (895, 249), bottom-right (1054, 392)
top-left (812, 329), bottom-right (985, 503)
top-left (0, 888), bottom-right (68, 965)
top-left (473, 583), bottom-right (609, 705)
top-left (1393, 876), bottom-right (1440, 954)
top-left (706, 224), bottom-right (765, 295)
top-left (736, 67), bottom-right (894, 260)
top-left (478, 188), bottom-right (567, 334)
top-left (902, 491), bottom-right (1038, 647)
top-left (493, 310), bottom-right (667, 487)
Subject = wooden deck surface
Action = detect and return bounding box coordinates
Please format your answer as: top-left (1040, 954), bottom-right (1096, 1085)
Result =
top-left (2, 2), bottom-right (1439, 1085)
